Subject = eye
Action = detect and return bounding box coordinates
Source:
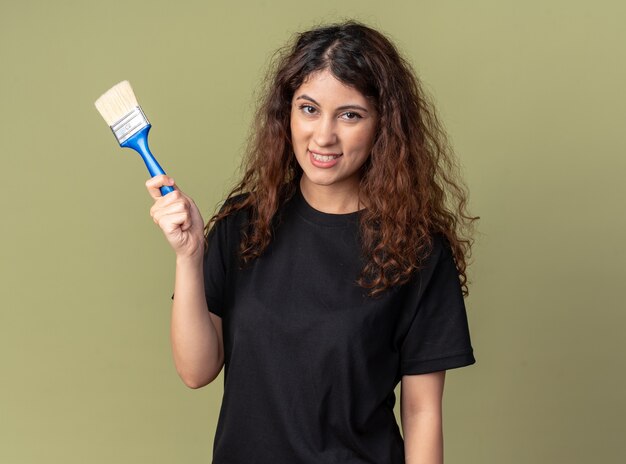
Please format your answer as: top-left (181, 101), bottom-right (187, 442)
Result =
top-left (341, 111), bottom-right (363, 121)
top-left (299, 104), bottom-right (317, 115)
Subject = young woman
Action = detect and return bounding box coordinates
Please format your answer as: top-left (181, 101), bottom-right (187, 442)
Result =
top-left (146, 21), bottom-right (477, 464)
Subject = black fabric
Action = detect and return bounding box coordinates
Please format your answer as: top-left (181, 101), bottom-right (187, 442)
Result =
top-left (202, 186), bottom-right (475, 464)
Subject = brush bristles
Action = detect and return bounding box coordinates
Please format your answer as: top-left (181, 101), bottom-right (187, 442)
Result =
top-left (94, 80), bottom-right (140, 126)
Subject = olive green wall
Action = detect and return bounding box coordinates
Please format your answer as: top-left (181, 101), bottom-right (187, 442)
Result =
top-left (1, 0), bottom-right (624, 462)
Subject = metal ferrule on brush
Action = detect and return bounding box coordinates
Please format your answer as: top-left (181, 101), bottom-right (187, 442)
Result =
top-left (110, 106), bottom-right (150, 144)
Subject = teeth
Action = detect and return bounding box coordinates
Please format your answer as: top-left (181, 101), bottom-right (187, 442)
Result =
top-left (311, 152), bottom-right (341, 162)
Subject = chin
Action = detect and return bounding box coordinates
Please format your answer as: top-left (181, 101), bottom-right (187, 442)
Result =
top-left (304, 176), bottom-right (337, 187)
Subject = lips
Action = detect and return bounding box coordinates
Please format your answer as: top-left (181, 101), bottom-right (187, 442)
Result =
top-left (309, 150), bottom-right (342, 162)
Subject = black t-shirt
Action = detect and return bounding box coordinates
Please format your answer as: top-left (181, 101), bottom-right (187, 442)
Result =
top-left (203, 187), bottom-right (476, 464)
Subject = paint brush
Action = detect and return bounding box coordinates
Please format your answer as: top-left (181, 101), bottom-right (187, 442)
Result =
top-left (95, 80), bottom-right (174, 196)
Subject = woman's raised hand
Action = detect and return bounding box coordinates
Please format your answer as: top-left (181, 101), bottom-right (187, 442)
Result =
top-left (146, 175), bottom-right (205, 259)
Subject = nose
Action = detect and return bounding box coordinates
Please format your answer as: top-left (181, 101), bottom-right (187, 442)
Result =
top-left (313, 116), bottom-right (337, 147)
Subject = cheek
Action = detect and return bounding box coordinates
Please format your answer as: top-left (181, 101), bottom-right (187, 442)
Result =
top-left (289, 115), bottom-right (300, 139)
top-left (352, 127), bottom-right (376, 153)
top-left (289, 113), bottom-right (296, 141)
top-left (290, 119), bottom-right (310, 150)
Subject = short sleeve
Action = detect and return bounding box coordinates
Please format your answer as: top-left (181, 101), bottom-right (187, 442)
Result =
top-left (400, 237), bottom-right (476, 375)
top-left (202, 216), bottom-right (230, 318)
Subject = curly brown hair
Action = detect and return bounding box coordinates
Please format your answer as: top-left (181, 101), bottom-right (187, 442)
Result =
top-left (205, 20), bottom-right (479, 297)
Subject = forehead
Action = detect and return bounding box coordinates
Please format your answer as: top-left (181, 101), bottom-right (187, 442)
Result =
top-left (294, 69), bottom-right (371, 106)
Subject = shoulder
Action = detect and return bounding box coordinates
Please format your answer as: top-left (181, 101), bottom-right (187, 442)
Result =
top-left (420, 232), bottom-right (452, 267)
top-left (415, 232), bottom-right (459, 287)
top-left (205, 193), bottom-right (252, 251)
top-left (213, 192), bottom-right (253, 226)
top-left (217, 192), bottom-right (252, 216)
top-left (223, 192), bottom-right (251, 208)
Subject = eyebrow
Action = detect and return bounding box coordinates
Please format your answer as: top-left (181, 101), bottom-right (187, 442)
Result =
top-left (295, 94), bottom-right (370, 113)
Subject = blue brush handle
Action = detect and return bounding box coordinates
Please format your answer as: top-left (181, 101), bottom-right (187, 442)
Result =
top-left (120, 124), bottom-right (174, 196)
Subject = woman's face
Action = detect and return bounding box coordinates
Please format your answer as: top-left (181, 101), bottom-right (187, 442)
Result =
top-left (290, 69), bottom-right (377, 198)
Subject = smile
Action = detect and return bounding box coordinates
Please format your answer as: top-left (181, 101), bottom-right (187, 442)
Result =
top-left (309, 150), bottom-right (342, 162)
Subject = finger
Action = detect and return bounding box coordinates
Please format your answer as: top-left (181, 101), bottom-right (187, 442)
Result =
top-left (180, 212), bottom-right (192, 231)
top-left (145, 174), bottom-right (172, 190)
top-left (151, 196), bottom-right (189, 223)
top-left (159, 212), bottom-right (192, 234)
top-left (150, 193), bottom-right (178, 220)
top-left (167, 189), bottom-right (201, 218)
top-left (145, 175), bottom-right (176, 200)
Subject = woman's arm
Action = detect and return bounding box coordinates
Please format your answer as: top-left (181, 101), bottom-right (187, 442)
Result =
top-left (171, 255), bottom-right (224, 388)
top-left (401, 370), bottom-right (446, 464)
top-left (146, 175), bottom-right (224, 389)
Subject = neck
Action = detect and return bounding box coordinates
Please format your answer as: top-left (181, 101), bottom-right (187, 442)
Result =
top-left (299, 177), bottom-right (366, 214)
